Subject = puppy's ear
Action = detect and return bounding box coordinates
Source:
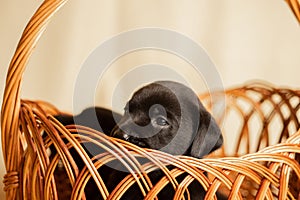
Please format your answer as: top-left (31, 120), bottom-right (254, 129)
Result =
top-left (190, 111), bottom-right (223, 158)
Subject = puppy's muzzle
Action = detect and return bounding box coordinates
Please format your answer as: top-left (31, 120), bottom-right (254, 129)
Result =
top-left (111, 127), bottom-right (149, 148)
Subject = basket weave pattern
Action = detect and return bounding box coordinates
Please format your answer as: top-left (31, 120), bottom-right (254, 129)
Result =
top-left (201, 83), bottom-right (300, 198)
top-left (1, 1), bottom-right (300, 199)
top-left (201, 83), bottom-right (300, 157)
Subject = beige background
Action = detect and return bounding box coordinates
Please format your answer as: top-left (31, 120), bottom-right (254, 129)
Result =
top-left (1, 0), bottom-right (300, 198)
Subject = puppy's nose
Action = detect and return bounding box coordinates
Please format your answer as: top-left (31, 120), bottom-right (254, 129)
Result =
top-left (111, 126), bottom-right (132, 141)
top-left (111, 127), bottom-right (148, 147)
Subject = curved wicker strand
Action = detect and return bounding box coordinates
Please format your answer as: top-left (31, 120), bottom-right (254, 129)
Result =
top-left (201, 82), bottom-right (300, 157)
top-left (0, 1), bottom-right (68, 199)
top-left (1, 0), bottom-right (300, 199)
top-left (4, 83), bottom-right (300, 199)
top-left (285, 0), bottom-right (300, 23)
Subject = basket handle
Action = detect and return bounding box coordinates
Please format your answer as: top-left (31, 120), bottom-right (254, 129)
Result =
top-left (1, 0), bottom-right (68, 199)
top-left (285, 0), bottom-right (300, 23)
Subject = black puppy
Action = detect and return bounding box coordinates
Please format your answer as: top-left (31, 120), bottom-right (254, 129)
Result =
top-left (55, 81), bottom-right (224, 199)
top-left (107, 81), bottom-right (224, 199)
top-left (111, 81), bottom-right (223, 158)
top-left (55, 107), bottom-right (122, 136)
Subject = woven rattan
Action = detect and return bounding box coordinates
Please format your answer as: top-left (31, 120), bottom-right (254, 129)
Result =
top-left (1, 1), bottom-right (300, 199)
top-left (285, 0), bottom-right (300, 23)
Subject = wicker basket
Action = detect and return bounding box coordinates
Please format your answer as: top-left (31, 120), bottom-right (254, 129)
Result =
top-left (1, 1), bottom-right (300, 199)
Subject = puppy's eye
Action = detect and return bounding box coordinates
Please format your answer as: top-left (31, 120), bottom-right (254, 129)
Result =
top-left (155, 117), bottom-right (169, 126)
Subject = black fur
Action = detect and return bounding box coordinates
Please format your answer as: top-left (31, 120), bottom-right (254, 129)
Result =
top-left (55, 81), bottom-right (224, 199)
top-left (111, 81), bottom-right (223, 158)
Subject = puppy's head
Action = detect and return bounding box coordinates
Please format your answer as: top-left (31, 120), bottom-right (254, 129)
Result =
top-left (111, 81), bottom-right (223, 158)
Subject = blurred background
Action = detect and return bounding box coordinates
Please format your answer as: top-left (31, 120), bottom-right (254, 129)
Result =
top-left (0, 0), bottom-right (299, 198)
